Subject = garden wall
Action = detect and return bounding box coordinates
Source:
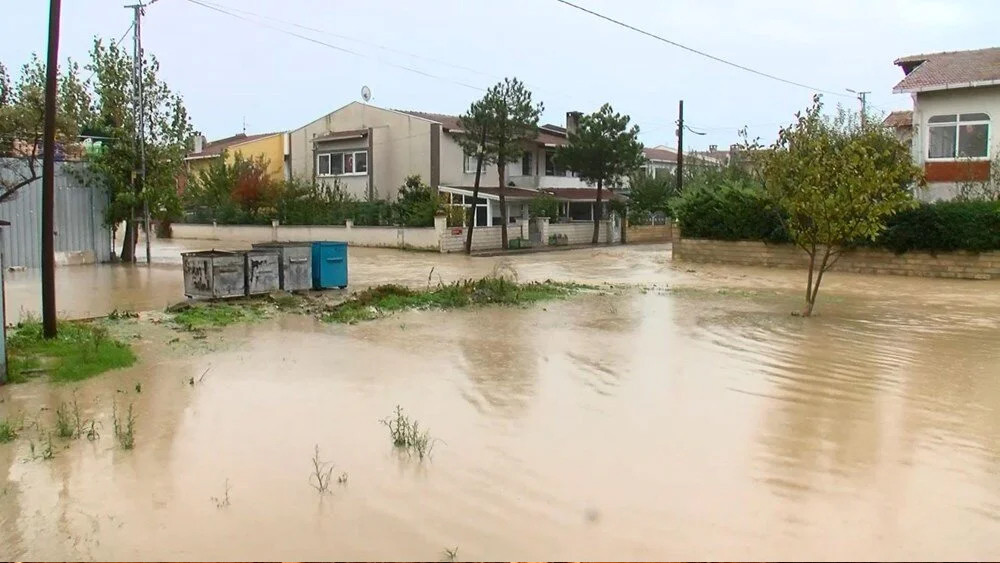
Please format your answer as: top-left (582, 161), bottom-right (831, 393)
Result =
top-left (549, 221), bottom-right (613, 245)
top-left (171, 219), bottom-right (443, 250)
top-left (674, 238), bottom-right (1000, 280)
top-left (626, 224), bottom-right (672, 244)
top-left (440, 226), bottom-right (504, 253)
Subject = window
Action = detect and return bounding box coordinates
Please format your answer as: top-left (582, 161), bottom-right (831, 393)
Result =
top-left (464, 153), bottom-right (483, 174)
top-left (928, 113), bottom-right (990, 159)
top-left (317, 150), bottom-right (368, 176)
top-left (521, 151), bottom-right (533, 176)
top-left (446, 192), bottom-right (489, 226)
top-left (545, 149), bottom-right (564, 176)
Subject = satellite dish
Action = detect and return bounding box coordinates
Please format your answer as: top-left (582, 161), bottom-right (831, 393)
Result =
top-left (361, 85), bottom-right (372, 102)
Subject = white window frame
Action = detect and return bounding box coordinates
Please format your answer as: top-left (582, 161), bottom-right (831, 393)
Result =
top-left (464, 153), bottom-right (485, 174)
top-left (447, 192), bottom-right (489, 227)
top-left (316, 150), bottom-right (368, 177)
top-left (926, 113), bottom-right (991, 161)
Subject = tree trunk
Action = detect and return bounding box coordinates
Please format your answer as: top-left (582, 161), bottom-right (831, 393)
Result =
top-left (802, 247), bottom-right (817, 316)
top-left (465, 150), bottom-right (485, 255)
top-left (120, 216), bottom-right (136, 262)
top-left (621, 210), bottom-right (628, 244)
top-left (498, 165), bottom-right (508, 249)
top-left (592, 179), bottom-right (603, 244)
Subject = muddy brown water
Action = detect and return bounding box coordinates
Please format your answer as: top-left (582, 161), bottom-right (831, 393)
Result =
top-left (2, 242), bottom-right (1000, 560)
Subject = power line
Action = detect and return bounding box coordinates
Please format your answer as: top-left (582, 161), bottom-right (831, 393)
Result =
top-left (182, 0), bottom-right (486, 93)
top-left (552, 0), bottom-right (851, 98)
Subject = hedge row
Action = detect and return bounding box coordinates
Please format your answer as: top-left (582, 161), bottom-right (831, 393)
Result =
top-left (672, 185), bottom-right (1000, 254)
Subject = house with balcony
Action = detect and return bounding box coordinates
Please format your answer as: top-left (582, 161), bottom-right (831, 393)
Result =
top-left (892, 47), bottom-right (1000, 200)
top-left (287, 102), bottom-right (620, 228)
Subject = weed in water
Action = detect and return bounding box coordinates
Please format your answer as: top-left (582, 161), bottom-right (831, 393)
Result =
top-left (112, 400), bottom-right (136, 450)
top-left (211, 479), bottom-right (232, 508)
top-left (170, 302), bottom-right (267, 332)
top-left (380, 405), bottom-right (434, 460)
top-left (40, 433), bottom-right (54, 459)
top-left (442, 546), bottom-right (459, 562)
top-left (108, 309), bottom-right (138, 320)
top-left (337, 472), bottom-right (348, 485)
top-left (134, 382), bottom-right (142, 394)
top-left (309, 445), bottom-right (335, 494)
top-left (0, 418), bottom-right (19, 443)
top-left (323, 276), bottom-right (580, 324)
top-left (187, 377), bottom-right (195, 386)
top-left (83, 419), bottom-right (101, 441)
top-left (54, 402), bottom-right (75, 438)
top-left (5, 320), bottom-right (136, 383)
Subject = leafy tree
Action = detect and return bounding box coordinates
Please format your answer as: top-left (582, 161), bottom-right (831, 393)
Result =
top-left (479, 78), bottom-right (542, 249)
top-left (82, 38), bottom-right (193, 261)
top-left (457, 97), bottom-right (492, 253)
top-left (626, 171), bottom-right (674, 224)
top-left (0, 56), bottom-right (91, 200)
top-left (556, 103), bottom-right (645, 243)
top-left (528, 192), bottom-right (559, 220)
top-left (394, 174), bottom-right (441, 227)
top-left (749, 96), bottom-right (921, 316)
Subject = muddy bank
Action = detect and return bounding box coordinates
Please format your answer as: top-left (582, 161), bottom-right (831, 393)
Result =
top-left (2, 280), bottom-right (1000, 560)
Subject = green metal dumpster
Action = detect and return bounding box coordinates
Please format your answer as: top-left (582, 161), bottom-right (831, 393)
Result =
top-left (252, 242), bottom-right (313, 292)
top-left (312, 241), bottom-right (348, 289)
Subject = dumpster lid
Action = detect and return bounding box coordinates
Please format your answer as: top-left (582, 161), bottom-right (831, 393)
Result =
top-left (181, 250), bottom-right (239, 257)
top-left (313, 241), bottom-right (348, 246)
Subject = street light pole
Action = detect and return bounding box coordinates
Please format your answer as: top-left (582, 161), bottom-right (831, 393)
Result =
top-left (127, 1), bottom-right (154, 265)
top-left (847, 88), bottom-right (870, 127)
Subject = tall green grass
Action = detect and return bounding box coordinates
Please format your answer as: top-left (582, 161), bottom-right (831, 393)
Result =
top-left (6, 320), bottom-right (136, 383)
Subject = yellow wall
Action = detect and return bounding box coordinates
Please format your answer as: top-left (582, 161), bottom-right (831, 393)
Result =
top-left (185, 156), bottom-right (216, 180)
top-left (227, 134), bottom-right (285, 180)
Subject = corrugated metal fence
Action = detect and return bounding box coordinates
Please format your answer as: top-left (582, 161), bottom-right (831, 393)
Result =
top-left (0, 159), bottom-right (112, 268)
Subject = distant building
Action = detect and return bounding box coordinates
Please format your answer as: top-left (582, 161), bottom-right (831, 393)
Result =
top-left (892, 47), bottom-right (1000, 200)
top-left (184, 131), bottom-right (288, 184)
top-left (287, 102), bottom-right (621, 226)
top-left (882, 110), bottom-right (914, 148)
top-left (641, 146), bottom-right (678, 178)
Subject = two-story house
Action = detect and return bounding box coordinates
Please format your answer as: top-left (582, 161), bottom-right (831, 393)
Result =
top-left (892, 47), bottom-right (1000, 200)
top-left (287, 102), bottom-right (617, 227)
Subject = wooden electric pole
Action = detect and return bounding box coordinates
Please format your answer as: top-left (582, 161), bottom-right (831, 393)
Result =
top-left (675, 99), bottom-right (684, 195)
top-left (41, 0), bottom-right (62, 339)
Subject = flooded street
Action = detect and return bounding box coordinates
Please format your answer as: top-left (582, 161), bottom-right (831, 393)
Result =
top-left (2, 242), bottom-right (1000, 559)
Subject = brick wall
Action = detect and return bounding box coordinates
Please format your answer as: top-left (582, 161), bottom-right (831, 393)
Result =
top-left (549, 221), bottom-right (610, 245)
top-left (626, 224), bottom-right (671, 243)
top-left (674, 238), bottom-right (1000, 280)
top-left (440, 226), bottom-right (504, 253)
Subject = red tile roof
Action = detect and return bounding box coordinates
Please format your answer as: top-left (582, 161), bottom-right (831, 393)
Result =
top-left (186, 132), bottom-right (278, 160)
top-left (543, 187), bottom-right (626, 201)
top-left (442, 186), bottom-right (542, 199)
top-left (883, 110), bottom-right (913, 128)
top-left (893, 47), bottom-right (1000, 93)
top-left (643, 147), bottom-right (678, 162)
top-left (398, 110), bottom-right (569, 145)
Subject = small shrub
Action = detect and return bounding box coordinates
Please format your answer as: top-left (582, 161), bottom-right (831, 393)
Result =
top-left (54, 402), bottom-right (75, 438)
top-left (113, 400), bottom-right (136, 450)
top-left (0, 418), bottom-right (18, 443)
top-left (309, 445), bottom-right (335, 493)
top-left (381, 405), bottom-right (434, 460)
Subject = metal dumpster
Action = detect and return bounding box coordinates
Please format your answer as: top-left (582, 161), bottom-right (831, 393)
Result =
top-left (312, 241), bottom-right (349, 289)
top-left (251, 242), bottom-right (313, 291)
top-left (242, 249), bottom-right (280, 295)
top-left (181, 251), bottom-right (245, 299)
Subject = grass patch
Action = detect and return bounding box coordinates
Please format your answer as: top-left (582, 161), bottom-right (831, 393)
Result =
top-left (169, 301), bottom-right (267, 331)
top-left (0, 418), bottom-right (19, 443)
top-left (324, 277), bottom-right (583, 324)
top-left (6, 320), bottom-right (136, 384)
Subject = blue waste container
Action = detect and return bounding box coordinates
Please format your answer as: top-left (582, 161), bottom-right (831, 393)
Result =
top-left (312, 241), bottom-right (349, 289)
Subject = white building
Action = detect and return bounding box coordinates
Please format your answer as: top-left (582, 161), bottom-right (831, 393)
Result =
top-left (892, 47), bottom-right (1000, 200)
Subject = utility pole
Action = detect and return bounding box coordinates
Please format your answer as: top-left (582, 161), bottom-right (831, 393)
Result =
top-left (847, 88), bottom-right (870, 127)
top-left (41, 0), bottom-right (62, 339)
top-left (127, 1), bottom-right (154, 265)
top-left (675, 99), bottom-right (684, 195)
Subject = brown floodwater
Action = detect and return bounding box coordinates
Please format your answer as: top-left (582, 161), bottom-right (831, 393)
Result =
top-left (1, 242), bottom-right (1000, 560)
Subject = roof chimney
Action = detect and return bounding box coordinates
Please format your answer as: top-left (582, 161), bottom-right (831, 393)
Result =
top-left (709, 144), bottom-right (718, 153)
top-left (566, 111), bottom-right (583, 135)
top-left (192, 134), bottom-right (206, 154)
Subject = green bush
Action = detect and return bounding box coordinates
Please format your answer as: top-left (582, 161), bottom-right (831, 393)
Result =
top-left (671, 182), bottom-right (789, 243)
top-left (528, 192), bottom-right (560, 219)
top-left (876, 200), bottom-right (1000, 253)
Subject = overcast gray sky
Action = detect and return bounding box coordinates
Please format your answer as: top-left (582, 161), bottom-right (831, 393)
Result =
top-left (3, 0), bottom-right (997, 149)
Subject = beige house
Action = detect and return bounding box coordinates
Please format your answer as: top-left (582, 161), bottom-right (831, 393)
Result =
top-left (892, 47), bottom-right (1000, 200)
top-left (288, 102), bottom-right (616, 227)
